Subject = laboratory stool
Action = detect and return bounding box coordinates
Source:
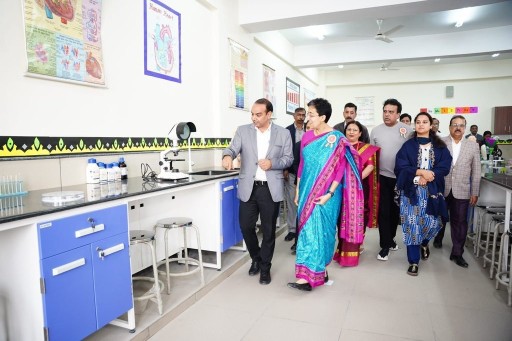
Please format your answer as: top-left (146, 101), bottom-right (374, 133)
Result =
top-left (129, 230), bottom-right (163, 315)
top-left (483, 218), bottom-right (510, 279)
top-left (476, 208), bottom-right (507, 258)
top-left (155, 217), bottom-right (205, 295)
top-left (495, 230), bottom-right (512, 306)
top-left (472, 202), bottom-right (505, 254)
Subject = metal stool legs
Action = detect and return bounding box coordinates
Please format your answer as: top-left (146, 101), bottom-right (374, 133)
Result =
top-left (130, 230), bottom-right (163, 315)
top-left (495, 231), bottom-right (512, 306)
top-left (156, 218), bottom-right (205, 295)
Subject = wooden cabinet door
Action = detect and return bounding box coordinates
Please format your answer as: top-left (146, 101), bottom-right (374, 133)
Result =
top-left (494, 106), bottom-right (512, 134)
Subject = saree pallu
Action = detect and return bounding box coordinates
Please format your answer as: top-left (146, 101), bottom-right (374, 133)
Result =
top-left (358, 143), bottom-right (380, 229)
top-left (333, 142), bottom-right (378, 267)
top-left (296, 131), bottom-right (363, 287)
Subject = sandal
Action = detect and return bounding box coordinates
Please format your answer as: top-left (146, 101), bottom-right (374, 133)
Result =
top-left (421, 245), bottom-right (430, 260)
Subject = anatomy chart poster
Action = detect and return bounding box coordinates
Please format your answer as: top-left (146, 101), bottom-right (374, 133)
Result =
top-left (23, 0), bottom-right (105, 85)
top-left (144, 0), bottom-right (181, 83)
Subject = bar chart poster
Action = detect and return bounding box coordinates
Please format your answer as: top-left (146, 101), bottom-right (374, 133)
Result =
top-left (286, 78), bottom-right (300, 115)
top-left (229, 39), bottom-right (249, 110)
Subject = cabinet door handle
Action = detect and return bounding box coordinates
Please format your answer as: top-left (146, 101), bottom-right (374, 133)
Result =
top-left (52, 258), bottom-right (86, 276)
top-left (75, 223), bottom-right (105, 238)
top-left (223, 185), bottom-right (235, 192)
top-left (97, 243), bottom-right (125, 260)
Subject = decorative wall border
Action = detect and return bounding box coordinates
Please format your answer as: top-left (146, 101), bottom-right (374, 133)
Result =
top-left (0, 136), bottom-right (231, 159)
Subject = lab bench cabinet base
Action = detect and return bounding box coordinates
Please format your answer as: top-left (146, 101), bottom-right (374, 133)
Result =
top-left (38, 205), bottom-right (133, 340)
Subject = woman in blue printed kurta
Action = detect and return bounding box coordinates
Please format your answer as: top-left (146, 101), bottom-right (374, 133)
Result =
top-left (395, 112), bottom-right (452, 276)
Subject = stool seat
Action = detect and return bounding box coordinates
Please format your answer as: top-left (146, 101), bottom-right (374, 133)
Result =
top-left (155, 217), bottom-right (205, 295)
top-left (129, 230), bottom-right (163, 316)
top-left (130, 230), bottom-right (155, 245)
top-left (156, 217), bottom-right (193, 228)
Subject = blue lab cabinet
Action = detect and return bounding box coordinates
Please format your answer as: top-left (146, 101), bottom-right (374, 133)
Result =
top-left (220, 179), bottom-right (243, 251)
top-left (38, 205), bottom-right (133, 340)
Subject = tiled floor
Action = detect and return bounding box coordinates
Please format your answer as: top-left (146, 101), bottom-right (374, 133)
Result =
top-left (88, 226), bottom-right (512, 341)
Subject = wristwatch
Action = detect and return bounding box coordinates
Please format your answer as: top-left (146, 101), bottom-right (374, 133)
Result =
top-left (327, 190), bottom-right (334, 197)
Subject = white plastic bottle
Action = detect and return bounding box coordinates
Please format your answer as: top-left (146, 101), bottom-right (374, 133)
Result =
top-left (119, 157), bottom-right (128, 180)
top-left (112, 162), bottom-right (121, 182)
top-left (98, 162), bottom-right (108, 184)
top-left (107, 163), bottom-right (115, 182)
top-left (86, 158), bottom-right (100, 184)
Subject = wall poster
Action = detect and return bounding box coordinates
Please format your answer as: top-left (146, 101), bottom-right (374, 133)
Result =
top-left (262, 64), bottom-right (276, 116)
top-left (23, 0), bottom-right (105, 85)
top-left (354, 96), bottom-right (375, 127)
top-left (286, 77), bottom-right (300, 115)
top-left (229, 39), bottom-right (249, 110)
top-left (144, 0), bottom-right (181, 83)
top-left (303, 88), bottom-right (315, 109)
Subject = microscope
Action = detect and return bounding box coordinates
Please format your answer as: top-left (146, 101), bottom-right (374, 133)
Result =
top-left (157, 122), bottom-right (196, 180)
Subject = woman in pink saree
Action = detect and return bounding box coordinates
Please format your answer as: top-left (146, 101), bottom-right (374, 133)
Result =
top-left (333, 121), bottom-right (380, 267)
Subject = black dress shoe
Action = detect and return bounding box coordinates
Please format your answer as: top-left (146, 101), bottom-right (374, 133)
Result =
top-left (259, 271), bottom-right (271, 285)
top-left (290, 242), bottom-right (296, 251)
top-left (450, 255), bottom-right (468, 268)
top-left (433, 240), bottom-right (442, 249)
top-left (287, 282), bottom-right (312, 291)
top-left (284, 232), bottom-right (296, 241)
top-left (421, 245), bottom-right (430, 260)
top-left (248, 261), bottom-right (260, 276)
top-left (324, 273), bottom-right (329, 283)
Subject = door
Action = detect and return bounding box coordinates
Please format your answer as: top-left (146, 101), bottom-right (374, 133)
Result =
top-left (221, 179), bottom-right (236, 251)
top-left (92, 233), bottom-right (133, 329)
top-left (232, 179), bottom-right (242, 244)
top-left (41, 245), bottom-right (97, 341)
top-left (494, 106), bottom-right (512, 134)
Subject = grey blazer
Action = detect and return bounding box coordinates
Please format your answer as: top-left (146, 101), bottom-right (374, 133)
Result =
top-left (442, 136), bottom-right (481, 199)
top-left (223, 123), bottom-right (293, 202)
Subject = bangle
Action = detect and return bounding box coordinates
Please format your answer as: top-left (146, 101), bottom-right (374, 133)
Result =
top-left (327, 190), bottom-right (334, 197)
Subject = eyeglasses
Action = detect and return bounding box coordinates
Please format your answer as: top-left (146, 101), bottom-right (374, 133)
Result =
top-left (346, 128), bottom-right (360, 132)
top-left (450, 123), bottom-right (466, 128)
top-left (432, 123), bottom-right (439, 126)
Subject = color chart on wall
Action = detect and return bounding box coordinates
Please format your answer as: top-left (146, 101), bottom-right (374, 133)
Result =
top-left (229, 39), bottom-right (249, 110)
top-left (420, 106), bottom-right (478, 114)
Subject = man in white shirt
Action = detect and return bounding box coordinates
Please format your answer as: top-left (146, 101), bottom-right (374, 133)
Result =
top-left (222, 98), bottom-right (293, 284)
top-left (434, 115), bottom-right (481, 268)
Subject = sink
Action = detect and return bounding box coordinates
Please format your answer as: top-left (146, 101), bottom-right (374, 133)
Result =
top-left (188, 170), bottom-right (237, 176)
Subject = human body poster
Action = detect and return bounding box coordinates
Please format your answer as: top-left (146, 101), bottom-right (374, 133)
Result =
top-left (23, 0), bottom-right (105, 85)
top-left (263, 64), bottom-right (276, 115)
top-left (144, 0), bottom-right (181, 83)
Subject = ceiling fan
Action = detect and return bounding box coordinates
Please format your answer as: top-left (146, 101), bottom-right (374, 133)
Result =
top-left (375, 19), bottom-right (403, 43)
top-left (380, 62), bottom-right (400, 71)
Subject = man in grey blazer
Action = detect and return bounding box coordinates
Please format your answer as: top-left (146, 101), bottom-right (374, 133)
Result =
top-left (434, 115), bottom-right (481, 267)
top-left (222, 98), bottom-right (293, 285)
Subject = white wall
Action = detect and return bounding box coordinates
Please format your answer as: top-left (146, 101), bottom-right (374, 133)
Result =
top-left (0, 0), bottom-right (320, 190)
top-left (324, 59), bottom-right (512, 135)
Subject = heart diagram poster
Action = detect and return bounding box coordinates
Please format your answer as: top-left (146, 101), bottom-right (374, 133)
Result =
top-left (144, 0), bottom-right (181, 83)
top-left (23, 0), bottom-right (105, 85)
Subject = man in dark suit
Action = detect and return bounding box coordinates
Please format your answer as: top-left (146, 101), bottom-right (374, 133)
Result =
top-left (222, 98), bottom-right (293, 284)
top-left (465, 124), bottom-right (484, 145)
top-left (283, 107), bottom-right (306, 243)
top-left (333, 102), bottom-right (370, 143)
top-left (435, 115), bottom-right (481, 267)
